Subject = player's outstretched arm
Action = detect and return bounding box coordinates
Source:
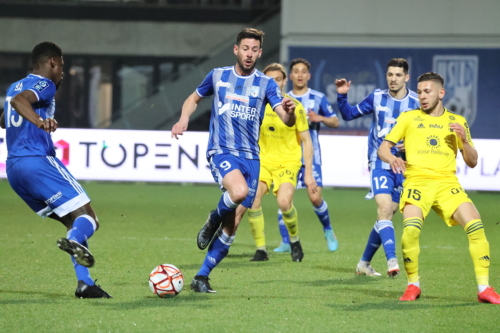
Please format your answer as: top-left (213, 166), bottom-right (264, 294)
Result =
top-left (275, 97), bottom-right (296, 127)
top-left (171, 92), bottom-right (203, 139)
top-left (379, 140), bottom-right (406, 174)
top-left (450, 122), bottom-right (478, 168)
top-left (11, 90), bottom-right (57, 133)
top-left (299, 130), bottom-right (317, 194)
top-left (335, 78), bottom-right (373, 121)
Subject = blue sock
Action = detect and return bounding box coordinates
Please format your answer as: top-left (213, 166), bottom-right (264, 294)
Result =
top-left (361, 223), bottom-right (381, 262)
top-left (197, 228), bottom-right (235, 277)
top-left (277, 209), bottom-right (290, 244)
top-left (71, 240), bottom-right (94, 286)
top-left (376, 220), bottom-right (396, 260)
top-left (211, 192), bottom-right (238, 225)
top-left (67, 215), bottom-right (96, 244)
top-left (313, 200), bottom-right (332, 231)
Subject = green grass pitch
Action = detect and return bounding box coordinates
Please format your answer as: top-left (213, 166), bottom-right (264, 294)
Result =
top-left (1, 181), bottom-right (499, 332)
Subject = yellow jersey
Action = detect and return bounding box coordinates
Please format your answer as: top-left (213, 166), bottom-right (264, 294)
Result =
top-left (259, 94), bottom-right (309, 167)
top-left (385, 108), bottom-right (474, 179)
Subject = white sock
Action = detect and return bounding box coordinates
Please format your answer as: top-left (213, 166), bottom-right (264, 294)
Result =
top-left (409, 282), bottom-right (420, 288)
top-left (478, 285), bottom-right (488, 293)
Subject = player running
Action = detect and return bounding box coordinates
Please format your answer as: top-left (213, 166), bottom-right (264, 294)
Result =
top-left (335, 58), bottom-right (420, 277)
top-left (247, 63), bottom-right (317, 262)
top-left (379, 71), bottom-right (500, 303)
top-left (171, 28), bottom-right (296, 293)
top-left (0, 42), bottom-right (111, 298)
top-left (274, 58), bottom-right (340, 253)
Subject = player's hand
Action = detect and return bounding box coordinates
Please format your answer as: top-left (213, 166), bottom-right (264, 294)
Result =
top-left (335, 79), bottom-right (351, 94)
top-left (307, 110), bottom-right (323, 123)
top-left (37, 118), bottom-right (58, 133)
top-left (305, 173), bottom-right (318, 194)
top-left (390, 157), bottom-right (406, 174)
top-left (395, 143), bottom-right (405, 152)
top-left (449, 122), bottom-right (467, 142)
top-left (171, 117), bottom-right (189, 139)
top-left (282, 97), bottom-right (296, 114)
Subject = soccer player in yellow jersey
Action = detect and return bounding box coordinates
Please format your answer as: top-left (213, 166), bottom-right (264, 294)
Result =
top-left (379, 72), bottom-right (500, 304)
top-left (247, 63), bottom-right (317, 262)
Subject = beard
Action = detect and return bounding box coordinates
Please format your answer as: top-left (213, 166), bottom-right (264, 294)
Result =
top-left (236, 56), bottom-right (257, 75)
top-left (422, 98), bottom-right (440, 113)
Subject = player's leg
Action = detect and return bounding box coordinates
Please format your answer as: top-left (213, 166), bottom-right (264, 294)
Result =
top-left (450, 199), bottom-right (500, 304)
top-left (374, 193), bottom-right (399, 277)
top-left (192, 159), bottom-right (258, 293)
top-left (276, 181), bottom-right (303, 262)
top-left (274, 209), bottom-right (291, 252)
top-left (248, 180), bottom-right (270, 261)
top-left (308, 186), bottom-right (338, 252)
top-left (197, 155), bottom-right (248, 250)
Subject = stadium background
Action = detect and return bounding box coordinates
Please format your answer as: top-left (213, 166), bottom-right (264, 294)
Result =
top-left (1, 2), bottom-right (500, 332)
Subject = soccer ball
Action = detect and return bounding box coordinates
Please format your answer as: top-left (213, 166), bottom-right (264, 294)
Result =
top-left (149, 264), bottom-right (184, 298)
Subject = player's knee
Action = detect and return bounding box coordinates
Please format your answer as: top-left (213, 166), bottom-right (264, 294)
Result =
top-left (277, 198), bottom-right (292, 212)
top-left (230, 186), bottom-right (248, 204)
top-left (378, 204), bottom-right (394, 220)
top-left (311, 197), bottom-right (323, 207)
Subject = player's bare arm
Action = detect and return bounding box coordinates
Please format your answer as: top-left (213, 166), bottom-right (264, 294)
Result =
top-left (450, 122), bottom-right (478, 168)
top-left (335, 78), bottom-right (351, 94)
top-left (378, 140), bottom-right (406, 174)
top-left (10, 90), bottom-right (57, 133)
top-left (0, 111), bottom-right (5, 129)
top-left (275, 97), bottom-right (296, 127)
top-left (308, 111), bottom-right (339, 128)
top-left (299, 130), bottom-right (318, 194)
top-left (171, 92), bottom-right (203, 139)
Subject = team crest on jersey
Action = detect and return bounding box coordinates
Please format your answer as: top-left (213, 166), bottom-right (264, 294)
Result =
top-left (251, 86), bottom-right (260, 98)
top-left (433, 55), bottom-right (478, 125)
top-left (449, 115), bottom-right (455, 120)
top-left (34, 80), bottom-right (49, 92)
top-left (14, 82), bottom-right (23, 91)
top-left (308, 100), bottom-right (315, 110)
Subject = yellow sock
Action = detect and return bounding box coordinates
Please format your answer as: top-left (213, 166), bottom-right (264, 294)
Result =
top-left (248, 208), bottom-right (266, 249)
top-left (283, 205), bottom-right (299, 240)
top-left (402, 218), bottom-right (423, 283)
top-left (465, 219), bottom-right (490, 286)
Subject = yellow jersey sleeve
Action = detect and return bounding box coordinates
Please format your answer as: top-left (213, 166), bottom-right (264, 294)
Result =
top-left (295, 100), bottom-right (309, 133)
top-left (385, 111), bottom-right (411, 144)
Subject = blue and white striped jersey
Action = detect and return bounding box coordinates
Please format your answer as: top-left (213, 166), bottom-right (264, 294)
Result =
top-left (4, 74), bottom-right (57, 159)
top-left (197, 66), bottom-right (283, 160)
top-left (337, 88), bottom-right (420, 170)
top-left (288, 88), bottom-right (337, 165)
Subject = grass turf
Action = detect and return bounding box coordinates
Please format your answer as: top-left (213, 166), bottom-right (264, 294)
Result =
top-left (1, 181), bottom-right (499, 332)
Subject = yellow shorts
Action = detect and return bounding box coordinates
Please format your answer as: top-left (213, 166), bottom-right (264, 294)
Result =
top-left (399, 177), bottom-right (472, 226)
top-left (259, 164), bottom-right (301, 196)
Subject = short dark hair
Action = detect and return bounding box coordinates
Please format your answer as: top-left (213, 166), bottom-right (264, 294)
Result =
top-left (262, 63), bottom-right (286, 79)
top-left (387, 58), bottom-right (409, 74)
top-left (289, 58), bottom-right (311, 72)
top-left (32, 41), bottom-right (62, 67)
top-left (417, 72), bottom-right (445, 86)
top-left (236, 28), bottom-right (265, 47)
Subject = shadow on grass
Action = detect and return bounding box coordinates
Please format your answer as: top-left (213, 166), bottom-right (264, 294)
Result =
top-left (0, 289), bottom-right (67, 301)
top-left (327, 299), bottom-right (480, 311)
top-left (91, 293), bottom-right (215, 310)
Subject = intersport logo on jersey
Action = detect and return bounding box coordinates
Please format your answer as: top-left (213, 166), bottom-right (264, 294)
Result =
top-left (218, 100), bottom-right (258, 121)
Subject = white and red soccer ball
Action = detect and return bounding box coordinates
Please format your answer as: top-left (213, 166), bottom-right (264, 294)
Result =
top-left (149, 264), bottom-right (184, 298)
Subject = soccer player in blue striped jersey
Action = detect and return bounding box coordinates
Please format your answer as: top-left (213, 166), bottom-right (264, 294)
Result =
top-left (0, 42), bottom-right (111, 298)
top-left (273, 58), bottom-right (340, 253)
top-left (335, 58), bottom-right (420, 278)
top-left (171, 28), bottom-right (296, 293)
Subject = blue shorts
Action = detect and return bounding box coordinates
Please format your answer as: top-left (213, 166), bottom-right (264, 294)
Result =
top-left (7, 156), bottom-right (91, 218)
top-left (209, 154), bottom-right (260, 209)
top-left (365, 168), bottom-right (404, 203)
top-left (297, 162), bottom-right (323, 188)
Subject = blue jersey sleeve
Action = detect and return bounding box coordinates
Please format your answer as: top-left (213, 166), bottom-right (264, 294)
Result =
top-left (28, 78), bottom-right (56, 105)
top-left (319, 95), bottom-right (337, 118)
top-left (265, 79), bottom-right (283, 110)
top-left (195, 70), bottom-right (215, 97)
top-left (337, 92), bottom-right (374, 121)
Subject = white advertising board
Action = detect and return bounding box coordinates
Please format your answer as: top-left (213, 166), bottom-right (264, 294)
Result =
top-left (0, 129), bottom-right (498, 191)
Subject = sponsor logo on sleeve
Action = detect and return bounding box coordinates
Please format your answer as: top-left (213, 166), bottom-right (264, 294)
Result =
top-left (33, 80), bottom-right (50, 93)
